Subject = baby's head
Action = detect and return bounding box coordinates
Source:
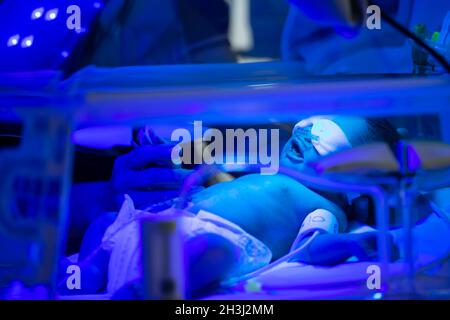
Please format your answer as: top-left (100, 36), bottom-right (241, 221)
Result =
top-left (281, 115), bottom-right (400, 169)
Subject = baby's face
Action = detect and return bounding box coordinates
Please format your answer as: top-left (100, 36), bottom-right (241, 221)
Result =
top-left (280, 116), bottom-right (368, 169)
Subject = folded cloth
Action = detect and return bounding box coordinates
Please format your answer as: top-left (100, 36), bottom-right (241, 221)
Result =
top-left (102, 195), bottom-right (141, 294)
top-left (102, 195), bottom-right (272, 294)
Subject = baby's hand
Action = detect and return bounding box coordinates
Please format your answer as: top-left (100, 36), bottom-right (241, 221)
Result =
top-left (111, 127), bottom-right (192, 208)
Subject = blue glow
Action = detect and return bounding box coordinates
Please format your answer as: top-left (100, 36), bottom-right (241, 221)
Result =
top-left (7, 35), bottom-right (20, 47)
top-left (93, 2), bottom-right (103, 9)
top-left (0, 0), bottom-right (450, 302)
top-left (31, 7), bottom-right (44, 20)
top-left (373, 292), bottom-right (383, 300)
top-left (21, 35), bottom-right (34, 48)
top-left (45, 8), bottom-right (58, 21)
top-left (0, 0), bottom-right (103, 72)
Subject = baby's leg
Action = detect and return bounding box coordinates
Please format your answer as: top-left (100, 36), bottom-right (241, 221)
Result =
top-left (185, 233), bottom-right (242, 297)
top-left (111, 231), bottom-right (245, 299)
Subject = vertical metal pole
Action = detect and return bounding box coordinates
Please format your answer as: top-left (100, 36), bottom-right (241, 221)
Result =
top-left (141, 214), bottom-right (186, 300)
top-left (373, 188), bottom-right (391, 294)
top-left (399, 179), bottom-right (416, 297)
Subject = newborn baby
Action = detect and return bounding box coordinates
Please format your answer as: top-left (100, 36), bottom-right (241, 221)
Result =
top-left (59, 116), bottom-right (401, 297)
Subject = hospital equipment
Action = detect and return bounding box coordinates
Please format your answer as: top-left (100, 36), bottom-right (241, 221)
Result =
top-left (305, 139), bottom-right (450, 298)
top-left (412, 11), bottom-right (450, 74)
top-left (428, 12), bottom-right (450, 70)
top-left (289, 209), bottom-right (339, 252)
top-left (1, 62), bottom-right (450, 299)
top-left (173, 140), bottom-right (449, 298)
top-left (141, 214), bottom-right (185, 300)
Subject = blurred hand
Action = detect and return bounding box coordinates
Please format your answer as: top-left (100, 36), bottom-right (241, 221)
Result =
top-left (290, 0), bottom-right (367, 29)
top-left (111, 128), bottom-right (193, 209)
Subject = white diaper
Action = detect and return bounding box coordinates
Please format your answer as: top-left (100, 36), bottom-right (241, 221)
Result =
top-left (102, 195), bottom-right (272, 294)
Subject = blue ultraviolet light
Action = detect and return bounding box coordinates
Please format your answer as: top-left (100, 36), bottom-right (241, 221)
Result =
top-left (31, 7), bottom-right (44, 20)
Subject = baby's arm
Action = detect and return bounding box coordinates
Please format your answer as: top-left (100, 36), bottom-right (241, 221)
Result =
top-left (290, 231), bottom-right (399, 266)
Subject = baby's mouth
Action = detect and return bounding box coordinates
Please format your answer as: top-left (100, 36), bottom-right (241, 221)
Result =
top-left (286, 139), bottom-right (304, 163)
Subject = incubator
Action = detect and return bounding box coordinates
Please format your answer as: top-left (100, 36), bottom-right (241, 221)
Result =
top-left (1, 64), bottom-right (450, 299)
top-left (1, 0), bottom-right (450, 301)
